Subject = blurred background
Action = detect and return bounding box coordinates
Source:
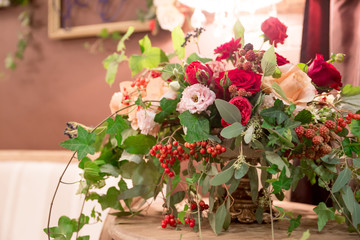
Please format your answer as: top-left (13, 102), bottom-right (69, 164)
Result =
top-left (0, 0), bottom-right (359, 239)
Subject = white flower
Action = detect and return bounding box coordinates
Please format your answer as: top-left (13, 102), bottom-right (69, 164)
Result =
top-left (154, 0), bottom-right (175, 7)
top-left (136, 109), bottom-right (161, 137)
top-left (177, 84), bottom-right (216, 114)
top-left (156, 5), bottom-right (185, 31)
top-left (169, 81), bottom-right (180, 91)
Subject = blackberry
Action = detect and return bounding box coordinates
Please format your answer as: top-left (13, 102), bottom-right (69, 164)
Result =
top-left (243, 43), bottom-right (254, 51)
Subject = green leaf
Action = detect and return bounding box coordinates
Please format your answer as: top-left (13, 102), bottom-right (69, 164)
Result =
top-left (248, 167), bottom-right (259, 202)
top-left (255, 207), bottom-right (264, 224)
top-left (201, 175), bottom-right (211, 195)
top-left (294, 109), bottom-right (313, 124)
top-left (98, 28), bottom-right (109, 38)
top-left (353, 158), bottom-right (360, 168)
top-left (227, 177), bottom-right (241, 194)
top-left (118, 185), bottom-right (150, 200)
top-left (313, 202), bottom-right (335, 231)
top-left (265, 151), bottom-right (290, 177)
top-left (234, 163), bottom-right (249, 179)
top-left (100, 164), bottom-right (119, 177)
top-left (161, 63), bottom-right (184, 80)
top-left (244, 124), bottom-right (254, 144)
top-left (5, 54), bottom-right (16, 70)
top-left (117, 26), bottom-right (134, 51)
top-left (350, 119), bottom-right (360, 137)
top-left (170, 191), bottom-right (185, 205)
top-left (272, 82), bottom-right (289, 102)
top-left (341, 84), bottom-right (360, 97)
top-left (186, 53), bottom-right (212, 64)
top-left (272, 67), bottom-right (282, 78)
top-left (297, 63), bottom-right (308, 73)
top-left (77, 236), bottom-right (90, 240)
top-left (122, 134), bottom-right (156, 155)
top-left (261, 46), bottom-right (277, 76)
top-left (60, 126), bottom-right (96, 160)
top-left (342, 185), bottom-right (360, 228)
top-left (106, 115), bottom-right (129, 145)
top-left (98, 187), bottom-right (121, 210)
top-left (129, 47), bottom-right (169, 76)
top-left (338, 94), bottom-right (360, 113)
top-left (220, 122), bottom-right (244, 139)
top-left (215, 99), bottom-right (242, 124)
top-left (210, 165), bottom-right (234, 186)
top-left (332, 168), bottom-right (352, 193)
top-left (171, 26), bottom-right (185, 59)
top-left (84, 161), bottom-right (102, 182)
top-left (103, 53), bottom-right (126, 86)
top-left (233, 19), bottom-right (245, 46)
top-left (178, 111), bottom-right (210, 143)
top-left (260, 99), bottom-right (288, 125)
top-left (139, 35), bottom-right (152, 53)
top-left (272, 168), bottom-right (292, 194)
top-left (288, 215), bottom-right (302, 236)
top-left (215, 203), bottom-right (227, 234)
top-left (154, 97), bottom-right (179, 123)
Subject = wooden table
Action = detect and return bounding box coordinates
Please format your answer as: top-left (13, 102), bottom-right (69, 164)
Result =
top-left (101, 200), bottom-right (360, 240)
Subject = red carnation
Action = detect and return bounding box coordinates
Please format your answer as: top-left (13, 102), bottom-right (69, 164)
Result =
top-left (307, 54), bottom-right (342, 90)
top-left (214, 38), bottom-right (242, 61)
top-left (221, 96), bottom-right (252, 126)
top-left (275, 53), bottom-right (290, 66)
top-left (185, 61), bottom-right (213, 85)
top-left (261, 17), bottom-right (288, 47)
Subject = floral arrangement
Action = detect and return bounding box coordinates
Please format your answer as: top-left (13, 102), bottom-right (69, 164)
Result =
top-left (46, 17), bottom-right (360, 240)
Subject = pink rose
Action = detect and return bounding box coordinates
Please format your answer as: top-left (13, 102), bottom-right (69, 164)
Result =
top-left (185, 61), bottom-right (213, 85)
top-left (214, 38), bottom-right (242, 61)
top-left (307, 54), bottom-right (342, 90)
top-left (216, 68), bottom-right (262, 95)
top-left (177, 83), bottom-right (216, 114)
top-left (261, 17), bottom-right (288, 47)
top-left (221, 96), bottom-right (252, 126)
top-left (275, 53), bottom-right (290, 66)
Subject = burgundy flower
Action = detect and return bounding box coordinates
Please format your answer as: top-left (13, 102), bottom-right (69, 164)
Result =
top-left (307, 54), bottom-right (342, 90)
top-left (185, 61), bottom-right (213, 85)
top-left (214, 38), bottom-right (242, 61)
top-left (221, 96), bottom-right (252, 126)
top-left (261, 17), bottom-right (288, 47)
top-left (275, 53), bottom-right (290, 66)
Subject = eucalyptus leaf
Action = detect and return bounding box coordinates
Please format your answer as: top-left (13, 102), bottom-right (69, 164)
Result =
top-left (233, 19), bottom-right (245, 46)
top-left (215, 99), bottom-right (242, 124)
top-left (215, 203), bottom-right (227, 234)
top-left (332, 168), bottom-right (352, 193)
top-left (244, 124), bottom-right (254, 144)
top-left (248, 167), bottom-right (258, 202)
top-left (220, 122), bottom-right (244, 139)
top-left (210, 166), bottom-right (234, 186)
top-left (265, 151), bottom-right (290, 177)
top-left (234, 163), bottom-right (249, 179)
top-left (272, 82), bottom-right (289, 102)
top-left (261, 45), bottom-right (277, 76)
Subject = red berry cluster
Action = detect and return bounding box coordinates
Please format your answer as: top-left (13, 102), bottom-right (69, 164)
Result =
top-left (334, 113), bottom-right (360, 133)
top-left (151, 70), bottom-right (162, 78)
top-left (150, 141), bottom-right (188, 178)
top-left (184, 141), bottom-right (226, 160)
top-left (190, 200), bottom-right (209, 211)
top-left (130, 77), bottom-right (150, 89)
top-left (293, 122), bottom-right (336, 159)
top-left (161, 214), bottom-right (176, 228)
top-left (236, 43), bottom-right (263, 74)
top-left (181, 217), bottom-right (195, 228)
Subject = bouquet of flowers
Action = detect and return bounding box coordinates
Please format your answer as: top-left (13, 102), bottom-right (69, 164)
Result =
top-left (46, 17), bottom-right (360, 239)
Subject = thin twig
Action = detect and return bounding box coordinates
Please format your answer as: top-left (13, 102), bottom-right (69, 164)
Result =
top-left (75, 188), bottom-right (90, 239)
top-left (47, 152), bottom-right (76, 240)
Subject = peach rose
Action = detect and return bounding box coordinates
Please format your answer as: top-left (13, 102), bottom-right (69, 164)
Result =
top-left (261, 65), bottom-right (317, 109)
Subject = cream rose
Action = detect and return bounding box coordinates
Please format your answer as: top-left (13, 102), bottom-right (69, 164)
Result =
top-left (261, 65), bottom-right (317, 109)
top-left (156, 5), bottom-right (185, 31)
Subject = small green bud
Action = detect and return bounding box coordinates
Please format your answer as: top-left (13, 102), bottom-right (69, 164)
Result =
top-left (334, 53), bottom-right (345, 63)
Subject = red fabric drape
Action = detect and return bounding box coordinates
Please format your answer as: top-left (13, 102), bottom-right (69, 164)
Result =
top-left (300, 0), bottom-right (330, 63)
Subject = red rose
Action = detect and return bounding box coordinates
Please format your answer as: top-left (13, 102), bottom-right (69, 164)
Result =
top-left (261, 17), bottom-right (288, 47)
top-left (307, 54), bottom-right (342, 90)
top-left (216, 68), bottom-right (261, 95)
top-left (185, 61), bottom-right (213, 85)
top-left (275, 53), bottom-right (290, 66)
top-left (214, 38), bottom-right (242, 61)
top-left (221, 97), bottom-right (252, 126)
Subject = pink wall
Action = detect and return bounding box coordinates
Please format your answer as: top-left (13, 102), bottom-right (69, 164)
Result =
top-left (0, 2), bottom-right (173, 149)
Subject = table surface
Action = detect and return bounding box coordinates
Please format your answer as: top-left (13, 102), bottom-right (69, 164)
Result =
top-left (103, 200), bottom-right (360, 240)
